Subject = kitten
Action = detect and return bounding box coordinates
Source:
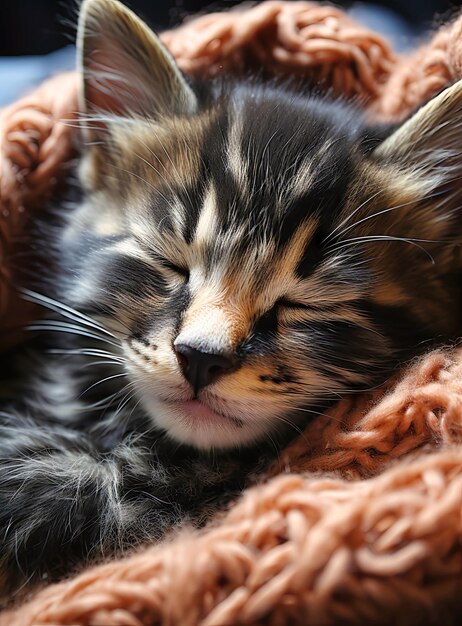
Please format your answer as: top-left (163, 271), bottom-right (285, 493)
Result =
top-left (2, 0), bottom-right (462, 591)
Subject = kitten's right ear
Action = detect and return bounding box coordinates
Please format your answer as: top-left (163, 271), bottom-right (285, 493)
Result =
top-left (371, 80), bottom-right (462, 179)
top-left (77, 0), bottom-right (197, 133)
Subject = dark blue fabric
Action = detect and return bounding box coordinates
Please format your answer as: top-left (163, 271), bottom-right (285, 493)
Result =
top-left (0, 46), bottom-right (74, 107)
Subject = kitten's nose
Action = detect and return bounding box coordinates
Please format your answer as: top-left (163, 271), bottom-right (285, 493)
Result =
top-left (174, 344), bottom-right (236, 392)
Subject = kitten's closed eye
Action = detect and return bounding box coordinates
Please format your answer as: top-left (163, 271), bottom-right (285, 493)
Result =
top-left (161, 261), bottom-right (190, 280)
top-left (276, 299), bottom-right (315, 311)
top-left (133, 238), bottom-right (189, 279)
top-left (138, 241), bottom-right (190, 280)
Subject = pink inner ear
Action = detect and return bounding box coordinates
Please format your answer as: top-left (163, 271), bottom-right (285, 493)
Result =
top-left (84, 42), bottom-right (151, 117)
top-left (80, 6), bottom-right (197, 124)
top-left (85, 76), bottom-right (128, 117)
top-left (85, 58), bottom-right (134, 115)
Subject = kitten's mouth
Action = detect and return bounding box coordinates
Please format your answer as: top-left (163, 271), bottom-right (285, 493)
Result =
top-left (137, 386), bottom-right (254, 447)
top-left (166, 398), bottom-right (243, 428)
top-left (160, 399), bottom-right (242, 427)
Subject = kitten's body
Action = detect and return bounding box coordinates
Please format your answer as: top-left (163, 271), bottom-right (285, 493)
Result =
top-left (2, 0), bottom-right (462, 591)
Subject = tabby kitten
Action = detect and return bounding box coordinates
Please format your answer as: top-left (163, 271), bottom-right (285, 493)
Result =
top-left (2, 0), bottom-right (462, 590)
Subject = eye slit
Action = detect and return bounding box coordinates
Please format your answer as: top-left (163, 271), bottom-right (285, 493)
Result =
top-left (162, 260), bottom-right (190, 280)
top-left (276, 298), bottom-right (312, 311)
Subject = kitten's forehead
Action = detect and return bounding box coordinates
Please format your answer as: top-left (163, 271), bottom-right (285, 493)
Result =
top-left (105, 85), bottom-right (370, 316)
top-left (131, 88), bottom-right (361, 255)
top-left (228, 88), bottom-right (359, 187)
top-left (203, 88), bottom-right (360, 232)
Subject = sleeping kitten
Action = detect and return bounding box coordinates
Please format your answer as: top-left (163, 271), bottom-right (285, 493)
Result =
top-left (2, 0), bottom-right (462, 590)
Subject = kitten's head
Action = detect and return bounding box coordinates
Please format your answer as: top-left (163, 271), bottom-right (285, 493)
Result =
top-left (69, 0), bottom-right (462, 449)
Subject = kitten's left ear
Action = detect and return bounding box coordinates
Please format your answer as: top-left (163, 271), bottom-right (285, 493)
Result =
top-left (77, 0), bottom-right (197, 126)
top-left (372, 80), bottom-right (462, 180)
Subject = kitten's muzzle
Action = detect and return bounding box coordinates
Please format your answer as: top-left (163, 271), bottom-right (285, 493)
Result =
top-left (174, 344), bottom-right (238, 394)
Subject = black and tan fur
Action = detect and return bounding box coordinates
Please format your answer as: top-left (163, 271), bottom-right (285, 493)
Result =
top-left (2, 0), bottom-right (462, 591)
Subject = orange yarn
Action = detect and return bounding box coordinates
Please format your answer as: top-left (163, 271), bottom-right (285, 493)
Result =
top-left (161, 1), bottom-right (395, 99)
top-left (372, 24), bottom-right (456, 119)
top-left (0, 72), bottom-right (77, 350)
top-left (2, 2), bottom-right (462, 624)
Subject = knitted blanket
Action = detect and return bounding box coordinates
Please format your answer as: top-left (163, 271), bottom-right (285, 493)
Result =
top-left (1, 3), bottom-right (462, 624)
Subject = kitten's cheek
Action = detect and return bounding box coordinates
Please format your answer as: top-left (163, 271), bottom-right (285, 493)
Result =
top-left (122, 333), bottom-right (181, 376)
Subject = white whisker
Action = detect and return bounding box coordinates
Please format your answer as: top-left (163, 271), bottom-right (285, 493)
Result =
top-left (47, 348), bottom-right (125, 363)
top-left (20, 289), bottom-right (118, 340)
top-left (79, 373), bottom-right (128, 398)
top-left (26, 322), bottom-right (120, 347)
top-left (330, 235), bottom-right (438, 264)
top-left (325, 190), bottom-right (382, 243)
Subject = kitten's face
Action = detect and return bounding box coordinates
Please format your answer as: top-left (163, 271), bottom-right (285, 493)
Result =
top-left (70, 0), bottom-right (462, 449)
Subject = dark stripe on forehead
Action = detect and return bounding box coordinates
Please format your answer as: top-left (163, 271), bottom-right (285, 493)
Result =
top-left (292, 177), bottom-right (355, 279)
top-left (294, 226), bottom-right (326, 279)
top-left (199, 107), bottom-right (246, 233)
top-left (280, 140), bottom-right (356, 243)
top-left (178, 173), bottom-right (206, 245)
top-left (226, 88), bottom-right (360, 247)
top-left (150, 187), bottom-right (177, 235)
top-left (180, 107), bottom-right (237, 243)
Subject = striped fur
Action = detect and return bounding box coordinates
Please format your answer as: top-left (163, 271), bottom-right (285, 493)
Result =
top-left (69, 0), bottom-right (462, 449)
top-left (2, 0), bottom-right (462, 590)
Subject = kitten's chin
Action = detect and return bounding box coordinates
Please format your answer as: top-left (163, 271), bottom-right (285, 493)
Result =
top-left (138, 394), bottom-right (267, 450)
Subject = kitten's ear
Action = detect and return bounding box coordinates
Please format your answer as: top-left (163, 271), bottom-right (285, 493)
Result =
top-left (372, 81), bottom-right (462, 179)
top-left (77, 0), bottom-right (197, 127)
